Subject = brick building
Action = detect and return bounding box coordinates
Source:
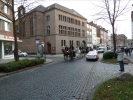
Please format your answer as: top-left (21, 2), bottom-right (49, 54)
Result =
top-left (16, 3), bottom-right (87, 54)
top-left (0, 0), bottom-right (22, 59)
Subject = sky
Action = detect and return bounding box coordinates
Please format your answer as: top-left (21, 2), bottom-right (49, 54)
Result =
top-left (17, 0), bottom-right (133, 39)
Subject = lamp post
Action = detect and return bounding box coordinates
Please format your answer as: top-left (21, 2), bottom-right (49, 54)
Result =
top-left (43, 21), bottom-right (47, 63)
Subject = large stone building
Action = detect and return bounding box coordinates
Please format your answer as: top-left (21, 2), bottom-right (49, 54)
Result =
top-left (16, 3), bottom-right (87, 54)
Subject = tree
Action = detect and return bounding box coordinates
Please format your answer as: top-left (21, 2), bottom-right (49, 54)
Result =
top-left (0, 0), bottom-right (39, 61)
top-left (92, 0), bottom-right (132, 52)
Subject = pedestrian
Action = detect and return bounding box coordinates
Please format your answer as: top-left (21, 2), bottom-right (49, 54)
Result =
top-left (116, 47), bottom-right (125, 72)
top-left (128, 47), bottom-right (132, 56)
top-left (125, 47), bottom-right (129, 56)
top-left (12, 49), bottom-right (16, 60)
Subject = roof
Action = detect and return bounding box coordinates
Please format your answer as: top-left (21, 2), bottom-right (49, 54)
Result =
top-left (25, 3), bottom-right (86, 20)
top-left (44, 3), bottom-right (86, 19)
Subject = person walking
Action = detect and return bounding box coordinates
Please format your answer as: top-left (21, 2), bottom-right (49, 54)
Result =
top-left (116, 47), bottom-right (125, 72)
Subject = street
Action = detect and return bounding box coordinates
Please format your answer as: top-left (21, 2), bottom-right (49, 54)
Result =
top-left (0, 54), bottom-right (103, 100)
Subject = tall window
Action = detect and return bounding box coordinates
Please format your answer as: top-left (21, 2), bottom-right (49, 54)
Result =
top-left (0, 2), bottom-right (2, 11)
top-left (23, 21), bottom-right (25, 37)
top-left (4, 5), bottom-right (10, 15)
top-left (82, 22), bottom-right (84, 27)
top-left (82, 30), bottom-right (85, 37)
top-left (30, 18), bottom-right (33, 36)
top-left (46, 15), bottom-right (50, 21)
top-left (0, 20), bottom-right (2, 30)
top-left (46, 26), bottom-right (50, 35)
top-left (5, 21), bottom-right (10, 31)
top-left (76, 41), bottom-right (80, 47)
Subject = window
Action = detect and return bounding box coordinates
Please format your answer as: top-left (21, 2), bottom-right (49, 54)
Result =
top-left (30, 18), bottom-right (33, 36)
top-left (4, 5), bottom-right (10, 15)
top-left (0, 20), bottom-right (2, 30)
top-left (4, 41), bottom-right (12, 55)
top-left (46, 26), bottom-right (50, 35)
top-left (23, 21), bottom-right (25, 36)
top-left (5, 21), bottom-right (10, 31)
top-left (82, 22), bottom-right (84, 27)
top-left (76, 41), bottom-right (80, 47)
top-left (0, 2), bottom-right (2, 11)
top-left (87, 31), bottom-right (89, 35)
top-left (46, 15), bottom-right (50, 21)
top-left (82, 30), bottom-right (85, 37)
top-left (61, 40), bottom-right (63, 46)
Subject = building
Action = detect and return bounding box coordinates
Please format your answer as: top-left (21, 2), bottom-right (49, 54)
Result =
top-left (88, 22), bottom-right (108, 48)
top-left (86, 22), bottom-right (93, 48)
top-left (125, 39), bottom-right (133, 47)
top-left (111, 34), bottom-right (127, 47)
top-left (0, 0), bottom-right (21, 59)
top-left (16, 3), bottom-right (87, 54)
top-left (131, 11), bottom-right (133, 39)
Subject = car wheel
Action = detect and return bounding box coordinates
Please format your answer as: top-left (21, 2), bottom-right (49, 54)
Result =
top-left (22, 54), bottom-right (24, 57)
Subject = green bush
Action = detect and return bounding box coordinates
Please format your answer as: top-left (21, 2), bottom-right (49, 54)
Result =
top-left (103, 51), bottom-right (114, 59)
top-left (0, 59), bottom-right (44, 72)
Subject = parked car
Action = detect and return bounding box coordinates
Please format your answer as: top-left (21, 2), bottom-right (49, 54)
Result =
top-left (86, 50), bottom-right (99, 61)
top-left (97, 47), bottom-right (107, 53)
top-left (19, 51), bottom-right (28, 57)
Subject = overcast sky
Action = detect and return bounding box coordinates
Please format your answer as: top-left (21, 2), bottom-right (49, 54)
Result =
top-left (17, 0), bottom-right (133, 39)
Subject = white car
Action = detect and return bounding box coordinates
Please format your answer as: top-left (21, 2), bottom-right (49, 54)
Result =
top-left (97, 47), bottom-right (107, 53)
top-left (86, 50), bottom-right (99, 61)
top-left (19, 51), bottom-right (28, 57)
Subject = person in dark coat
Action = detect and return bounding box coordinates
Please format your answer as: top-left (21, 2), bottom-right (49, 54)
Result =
top-left (69, 45), bottom-right (75, 56)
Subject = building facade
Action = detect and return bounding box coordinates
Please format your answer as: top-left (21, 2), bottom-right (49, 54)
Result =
top-left (86, 22), bottom-right (93, 48)
top-left (88, 22), bottom-right (108, 48)
top-left (131, 11), bottom-right (133, 39)
top-left (0, 0), bottom-right (22, 59)
top-left (16, 3), bottom-right (87, 54)
top-left (111, 34), bottom-right (127, 47)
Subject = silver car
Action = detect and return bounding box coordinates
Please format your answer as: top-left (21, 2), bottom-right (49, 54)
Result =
top-left (86, 50), bottom-right (99, 61)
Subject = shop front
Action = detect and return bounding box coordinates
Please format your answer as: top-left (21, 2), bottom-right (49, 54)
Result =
top-left (0, 35), bottom-right (22, 59)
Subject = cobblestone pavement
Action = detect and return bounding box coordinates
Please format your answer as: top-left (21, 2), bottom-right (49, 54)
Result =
top-left (73, 54), bottom-right (133, 100)
top-left (0, 56), bottom-right (96, 100)
top-left (0, 54), bottom-right (133, 100)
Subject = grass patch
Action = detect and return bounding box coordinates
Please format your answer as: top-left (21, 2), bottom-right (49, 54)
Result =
top-left (93, 75), bottom-right (133, 100)
top-left (102, 58), bottom-right (130, 64)
top-left (102, 58), bottom-right (118, 63)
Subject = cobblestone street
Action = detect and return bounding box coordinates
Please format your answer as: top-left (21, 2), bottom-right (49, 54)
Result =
top-left (0, 54), bottom-right (133, 100)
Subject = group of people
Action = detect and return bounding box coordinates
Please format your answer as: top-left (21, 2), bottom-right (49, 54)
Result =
top-left (64, 45), bottom-right (86, 56)
top-left (124, 47), bottom-right (133, 56)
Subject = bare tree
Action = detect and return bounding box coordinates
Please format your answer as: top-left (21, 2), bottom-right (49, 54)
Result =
top-left (92, 0), bottom-right (132, 52)
top-left (0, 0), bottom-right (41, 61)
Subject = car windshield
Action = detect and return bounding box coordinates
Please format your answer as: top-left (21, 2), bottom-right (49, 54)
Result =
top-left (88, 51), bottom-right (96, 54)
top-left (98, 48), bottom-right (104, 50)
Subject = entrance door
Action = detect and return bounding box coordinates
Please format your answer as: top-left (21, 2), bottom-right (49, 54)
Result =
top-left (47, 43), bottom-right (51, 53)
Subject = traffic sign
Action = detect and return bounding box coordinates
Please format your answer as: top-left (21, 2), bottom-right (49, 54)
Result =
top-left (41, 40), bottom-right (44, 44)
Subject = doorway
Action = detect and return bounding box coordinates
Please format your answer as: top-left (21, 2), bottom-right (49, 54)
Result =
top-left (47, 43), bottom-right (51, 53)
